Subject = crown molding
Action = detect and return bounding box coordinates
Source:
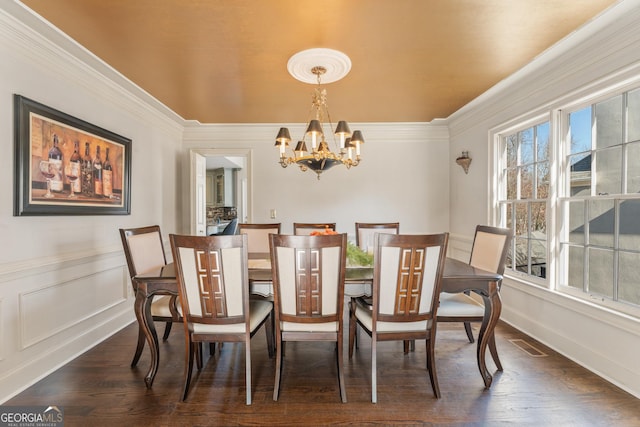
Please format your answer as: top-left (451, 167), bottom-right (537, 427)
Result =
top-left (182, 120), bottom-right (449, 144)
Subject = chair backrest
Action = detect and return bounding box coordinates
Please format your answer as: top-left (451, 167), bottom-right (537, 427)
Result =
top-left (355, 222), bottom-right (400, 252)
top-left (120, 225), bottom-right (167, 279)
top-left (372, 233), bottom-right (448, 324)
top-left (469, 225), bottom-right (512, 275)
top-left (170, 233), bottom-right (249, 327)
top-left (269, 233), bottom-right (347, 324)
top-left (238, 223), bottom-right (281, 254)
top-left (220, 218), bottom-right (238, 235)
top-left (293, 222), bottom-right (337, 235)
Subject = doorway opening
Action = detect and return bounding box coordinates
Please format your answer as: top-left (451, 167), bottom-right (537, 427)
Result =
top-left (189, 148), bottom-right (252, 235)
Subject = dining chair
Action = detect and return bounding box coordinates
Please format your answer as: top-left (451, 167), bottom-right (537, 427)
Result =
top-left (120, 225), bottom-right (181, 367)
top-left (269, 233), bottom-right (348, 402)
top-left (293, 222), bottom-right (336, 235)
top-left (210, 218), bottom-right (238, 236)
top-left (437, 225), bottom-right (512, 370)
top-left (238, 223), bottom-right (281, 256)
top-left (169, 233), bottom-right (273, 404)
top-left (349, 232), bottom-right (449, 402)
top-left (352, 222), bottom-right (400, 349)
top-left (355, 222), bottom-right (400, 252)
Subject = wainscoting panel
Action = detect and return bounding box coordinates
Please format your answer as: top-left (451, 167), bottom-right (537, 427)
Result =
top-left (19, 266), bottom-right (127, 349)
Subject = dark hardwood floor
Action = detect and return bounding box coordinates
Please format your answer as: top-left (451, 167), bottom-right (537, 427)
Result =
top-left (5, 319), bottom-right (639, 426)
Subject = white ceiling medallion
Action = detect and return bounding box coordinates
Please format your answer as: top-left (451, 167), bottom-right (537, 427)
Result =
top-left (287, 48), bottom-right (352, 84)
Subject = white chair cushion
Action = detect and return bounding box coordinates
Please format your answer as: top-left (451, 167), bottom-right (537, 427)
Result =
top-left (355, 304), bottom-right (431, 333)
top-left (437, 292), bottom-right (485, 317)
top-left (280, 320), bottom-right (338, 332)
top-left (150, 295), bottom-right (181, 317)
top-left (192, 299), bottom-right (272, 334)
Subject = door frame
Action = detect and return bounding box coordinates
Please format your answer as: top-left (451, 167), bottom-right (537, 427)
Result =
top-left (189, 148), bottom-right (252, 235)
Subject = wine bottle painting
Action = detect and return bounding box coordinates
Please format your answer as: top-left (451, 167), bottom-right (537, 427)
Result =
top-left (14, 95), bottom-right (131, 216)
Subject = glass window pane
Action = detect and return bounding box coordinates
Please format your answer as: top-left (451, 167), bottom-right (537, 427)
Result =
top-left (530, 238), bottom-right (547, 278)
top-left (506, 168), bottom-right (517, 199)
top-left (561, 244), bottom-right (584, 289)
top-left (520, 128), bottom-right (534, 164)
top-left (627, 88), bottom-right (640, 142)
top-left (619, 199), bottom-right (640, 251)
top-left (521, 165), bottom-right (533, 199)
top-left (589, 199), bottom-right (615, 248)
top-left (514, 237), bottom-right (528, 274)
top-left (626, 142), bottom-right (640, 194)
top-left (536, 161), bottom-right (549, 199)
top-left (506, 134), bottom-right (518, 168)
top-left (530, 201), bottom-right (546, 235)
top-left (506, 203), bottom-right (513, 233)
top-left (536, 122), bottom-right (550, 161)
top-left (588, 247), bottom-right (614, 298)
top-left (569, 153), bottom-right (591, 196)
top-left (569, 106), bottom-right (592, 154)
top-left (618, 251), bottom-right (640, 306)
top-left (595, 95), bottom-right (623, 149)
top-left (568, 200), bottom-right (585, 245)
top-left (515, 202), bottom-right (528, 237)
top-left (595, 147), bottom-right (622, 195)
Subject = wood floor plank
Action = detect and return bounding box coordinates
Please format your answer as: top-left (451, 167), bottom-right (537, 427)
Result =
top-left (4, 320), bottom-right (640, 426)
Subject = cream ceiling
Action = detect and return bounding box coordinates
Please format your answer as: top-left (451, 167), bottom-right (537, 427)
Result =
top-left (21, 0), bottom-right (619, 124)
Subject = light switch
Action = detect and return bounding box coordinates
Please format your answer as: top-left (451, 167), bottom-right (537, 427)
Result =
top-left (270, 209), bottom-right (277, 219)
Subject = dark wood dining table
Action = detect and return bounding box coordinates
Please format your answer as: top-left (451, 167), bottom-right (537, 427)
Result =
top-left (132, 257), bottom-right (502, 389)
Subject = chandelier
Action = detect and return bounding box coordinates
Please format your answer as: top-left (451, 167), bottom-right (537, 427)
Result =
top-left (274, 48), bottom-right (364, 179)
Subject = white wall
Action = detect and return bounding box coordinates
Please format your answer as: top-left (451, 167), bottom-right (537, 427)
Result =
top-left (182, 122), bottom-right (450, 238)
top-left (447, 0), bottom-right (640, 398)
top-left (0, 3), bottom-right (183, 402)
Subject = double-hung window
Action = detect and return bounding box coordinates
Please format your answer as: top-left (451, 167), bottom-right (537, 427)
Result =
top-left (559, 89), bottom-right (640, 309)
top-left (497, 121), bottom-right (550, 281)
top-left (494, 85), bottom-right (640, 314)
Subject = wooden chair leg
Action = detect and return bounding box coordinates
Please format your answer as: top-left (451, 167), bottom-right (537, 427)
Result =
top-left (371, 335), bottom-right (377, 403)
top-left (196, 342), bottom-right (203, 370)
top-left (265, 311), bottom-right (275, 359)
top-left (273, 334), bottom-right (283, 401)
top-left (245, 340), bottom-right (252, 405)
top-left (348, 305), bottom-right (357, 359)
top-left (162, 321), bottom-right (172, 341)
top-left (464, 321), bottom-right (475, 343)
top-left (182, 340), bottom-right (195, 401)
top-left (209, 343), bottom-right (216, 355)
top-left (131, 323), bottom-right (146, 367)
top-left (337, 335), bottom-right (347, 403)
top-left (349, 298), bottom-right (360, 350)
top-left (426, 337), bottom-right (441, 398)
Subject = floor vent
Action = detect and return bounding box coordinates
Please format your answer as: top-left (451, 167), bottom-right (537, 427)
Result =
top-left (509, 338), bottom-right (548, 357)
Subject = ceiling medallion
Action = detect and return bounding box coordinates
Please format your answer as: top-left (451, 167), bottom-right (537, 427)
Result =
top-left (274, 48), bottom-right (364, 179)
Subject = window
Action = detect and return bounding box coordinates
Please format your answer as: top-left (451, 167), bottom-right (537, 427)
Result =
top-left (559, 89), bottom-right (640, 308)
top-left (498, 121), bottom-right (549, 280)
top-left (494, 86), bottom-right (640, 314)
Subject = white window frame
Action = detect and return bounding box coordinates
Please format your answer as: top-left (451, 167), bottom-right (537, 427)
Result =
top-left (490, 74), bottom-right (640, 319)
top-left (490, 112), bottom-right (554, 288)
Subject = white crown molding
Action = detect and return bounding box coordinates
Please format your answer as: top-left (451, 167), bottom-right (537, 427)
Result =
top-left (183, 120), bottom-right (449, 144)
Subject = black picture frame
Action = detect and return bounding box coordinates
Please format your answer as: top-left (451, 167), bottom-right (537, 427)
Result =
top-left (14, 95), bottom-right (131, 216)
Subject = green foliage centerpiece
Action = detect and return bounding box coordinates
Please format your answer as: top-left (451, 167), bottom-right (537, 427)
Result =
top-left (346, 241), bottom-right (373, 267)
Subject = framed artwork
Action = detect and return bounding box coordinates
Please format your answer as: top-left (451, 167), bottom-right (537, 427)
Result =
top-left (13, 95), bottom-right (131, 215)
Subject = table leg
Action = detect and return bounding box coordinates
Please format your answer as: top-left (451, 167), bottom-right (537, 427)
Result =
top-left (134, 286), bottom-right (160, 388)
top-left (476, 281), bottom-right (502, 388)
